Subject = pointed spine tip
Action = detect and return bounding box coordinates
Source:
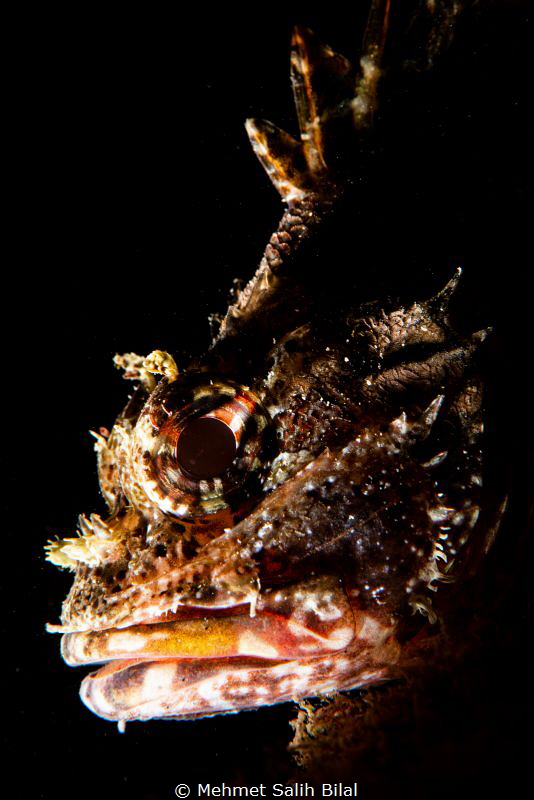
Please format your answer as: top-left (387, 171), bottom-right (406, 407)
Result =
top-left (245, 117), bottom-right (308, 202)
top-left (291, 25), bottom-right (315, 51)
top-left (423, 394), bottom-right (445, 427)
top-left (389, 411), bottom-right (409, 439)
top-left (291, 25), bottom-right (303, 47)
top-left (471, 327), bottom-right (493, 345)
top-left (422, 450), bottom-right (448, 469)
top-left (433, 267), bottom-right (462, 312)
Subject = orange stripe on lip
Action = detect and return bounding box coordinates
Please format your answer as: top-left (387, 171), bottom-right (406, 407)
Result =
top-left (61, 610), bottom-right (355, 665)
top-left (61, 577), bottom-right (357, 665)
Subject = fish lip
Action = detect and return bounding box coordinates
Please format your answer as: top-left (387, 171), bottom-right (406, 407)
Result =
top-left (74, 606), bottom-right (399, 724)
top-left (58, 575), bottom-right (359, 670)
top-left (46, 597), bottom-right (257, 635)
top-left (58, 603), bottom-right (255, 666)
top-left (77, 655), bottom-right (293, 724)
top-left (57, 577), bottom-right (399, 724)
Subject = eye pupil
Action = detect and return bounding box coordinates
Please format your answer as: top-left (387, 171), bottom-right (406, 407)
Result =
top-left (176, 417), bottom-right (237, 480)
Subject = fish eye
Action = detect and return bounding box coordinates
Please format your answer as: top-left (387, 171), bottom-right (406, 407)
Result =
top-left (176, 417), bottom-right (237, 480)
top-left (132, 379), bottom-right (272, 517)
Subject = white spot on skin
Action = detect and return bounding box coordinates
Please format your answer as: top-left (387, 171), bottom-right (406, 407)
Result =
top-left (228, 686), bottom-right (253, 697)
top-left (428, 506), bottom-right (454, 522)
top-left (371, 587), bottom-right (386, 604)
top-left (256, 524), bottom-right (273, 540)
top-left (300, 593), bottom-right (343, 621)
top-left (358, 615), bottom-right (390, 645)
top-left (237, 632), bottom-right (279, 659)
top-left (194, 676), bottom-right (236, 708)
top-left (326, 626), bottom-right (355, 649)
top-left (105, 632), bottom-right (151, 654)
top-left (139, 663), bottom-right (179, 701)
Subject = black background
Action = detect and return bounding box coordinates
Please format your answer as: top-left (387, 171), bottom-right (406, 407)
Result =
top-left (8, 3), bottom-right (532, 799)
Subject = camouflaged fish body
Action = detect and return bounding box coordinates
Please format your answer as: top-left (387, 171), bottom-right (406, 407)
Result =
top-left (46, 2), bottom-right (494, 725)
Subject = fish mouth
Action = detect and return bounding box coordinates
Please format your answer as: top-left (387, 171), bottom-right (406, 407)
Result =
top-left (55, 578), bottom-right (399, 723)
top-left (47, 427), bottom-right (420, 724)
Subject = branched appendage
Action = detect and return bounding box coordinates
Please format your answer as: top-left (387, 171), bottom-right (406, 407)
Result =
top-left (113, 352), bottom-right (156, 390)
top-left (215, 7), bottom-right (391, 346)
top-left (143, 350), bottom-right (179, 382)
top-left (45, 512), bottom-right (129, 571)
top-left (114, 350), bottom-right (179, 387)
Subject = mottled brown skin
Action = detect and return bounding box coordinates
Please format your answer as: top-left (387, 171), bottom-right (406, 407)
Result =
top-left (46, 2), bottom-right (498, 729)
